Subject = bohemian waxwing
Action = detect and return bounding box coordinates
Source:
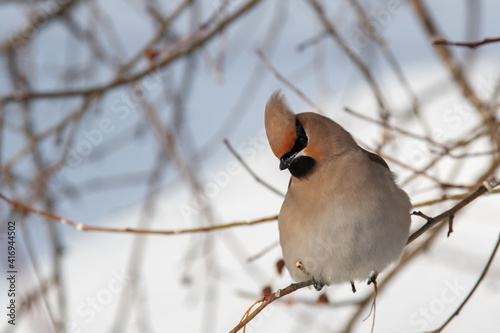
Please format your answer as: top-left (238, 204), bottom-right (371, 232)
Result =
top-left (264, 91), bottom-right (411, 291)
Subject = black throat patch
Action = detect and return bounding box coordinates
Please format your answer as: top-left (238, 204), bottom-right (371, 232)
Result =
top-left (288, 156), bottom-right (316, 178)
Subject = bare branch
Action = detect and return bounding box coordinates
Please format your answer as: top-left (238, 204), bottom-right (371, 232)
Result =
top-left (345, 107), bottom-right (447, 150)
top-left (255, 48), bottom-right (322, 113)
top-left (0, 0), bottom-right (81, 53)
top-left (408, 179), bottom-right (500, 244)
top-left (224, 138), bottom-right (284, 197)
top-left (0, 193), bottom-right (277, 235)
top-left (408, 0), bottom-right (489, 117)
top-left (429, 233), bottom-right (500, 333)
top-left (228, 280), bottom-right (314, 333)
top-left (306, 0), bottom-right (388, 119)
top-left (412, 188), bottom-right (500, 208)
top-left (0, 0), bottom-right (264, 103)
top-left (433, 37), bottom-right (500, 49)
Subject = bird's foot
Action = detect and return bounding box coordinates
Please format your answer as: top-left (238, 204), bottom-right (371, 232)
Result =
top-left (350, 281), bottom-right (357, 293)
top-left (367, 271), bottom-right (379, 285)
top-left (295, 260), bottom-right (325, 291)
top-left (313, 279), bottom-right (325, 291)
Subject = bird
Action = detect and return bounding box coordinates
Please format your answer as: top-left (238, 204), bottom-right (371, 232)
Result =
top-left (264, 91), bottom-right (411, 291)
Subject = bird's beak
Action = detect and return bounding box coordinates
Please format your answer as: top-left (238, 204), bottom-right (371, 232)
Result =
top-left (280, 153), bottom-right (297, 170)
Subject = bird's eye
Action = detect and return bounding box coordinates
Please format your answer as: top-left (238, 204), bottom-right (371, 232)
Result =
top-left (295, 119), bottom-right (308, 151)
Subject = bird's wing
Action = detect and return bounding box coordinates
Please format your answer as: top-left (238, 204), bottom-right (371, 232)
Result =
top-left (361, 148), bottom-right (390, 170)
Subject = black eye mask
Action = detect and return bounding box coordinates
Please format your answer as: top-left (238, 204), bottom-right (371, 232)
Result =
top-left (280, 119), bottom-right (316, 179)
top-left (280, 119), bottom-right (308, 162)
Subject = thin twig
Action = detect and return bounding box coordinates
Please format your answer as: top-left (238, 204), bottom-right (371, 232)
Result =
top-left (345, 107), bottom-right (447, 150)
top-left (408, 179), bottom-right (500, 244)
top-left (433, 37), bottom-right (500, 49)
top-left (428, 233), bottom-right (500, 333)
top-left (0, 192), bottom-right (277, 235)
top-left (110, 151), bottom-right (169, 333)
top-left (228, 280), bottom-right (314, 333)
top-left (197, 0), bottom-right (290, 159)
top-left (445, 148), bottom-right (500, 159)
top-left (223, 138), bottom-right (284, 197)
top-left (255, 49), bottom-right (322, 114)
top-left (117, 0), bottom-right (193, 76)
top-left (409, 0), bottom-right (488, 117)
top-left (246, 240), bottom-right (280, 262)
top-left (0, 0), bottom-right (264, 103)
top-left (306, 0), bottom-right (387, 118)
top-left (348, 0), bottom-right (424, 131)
top-left (412, 188), bottom-right (500, 208)
top-left (296, 31), bottom-right (327, 51)
top-left (0, 0), bottom-right (80, 53)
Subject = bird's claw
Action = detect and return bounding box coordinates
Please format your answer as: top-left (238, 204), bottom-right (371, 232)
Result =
top-left (313, 279), bottom-right (325, 291)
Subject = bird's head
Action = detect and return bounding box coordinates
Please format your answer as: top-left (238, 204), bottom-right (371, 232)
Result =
top-left (264, 91), bottom-right (357, 179)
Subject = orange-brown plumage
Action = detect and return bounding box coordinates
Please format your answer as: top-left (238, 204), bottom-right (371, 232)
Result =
top-left (264, 92), bottom-right (297, 159)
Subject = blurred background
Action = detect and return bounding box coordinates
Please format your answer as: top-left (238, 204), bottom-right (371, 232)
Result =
top-left (1, 0), bottom-right (499, 332)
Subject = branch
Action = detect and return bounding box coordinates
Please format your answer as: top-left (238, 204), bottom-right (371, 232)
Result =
top-left (429, 233), bottom-right (500, 333)
top-left (412, 188), bottom-right (500, 208)
top-left (233, 180), bottom-right (500, 331)
top-left (2, 179), bottom-right (498, 331)
top-left (408, 0), bottom-right (488, 117)
top-left (408, 178), bottom-right (500, 244)
top-left (344, 107), bottom-right (447, 150)
top-left (255, 48), bottom-right (322, 114)
top-left (0, 0), bottom-right (80, 53)
top-left (223, 138), bottom-right (284, 197)
top-left (296, 30), bottom-right (327, 52)
top-left (347, 0), bottom-right (422, 127)
top-left (433, 37), bottom-right (500, 49)
top-left (306, 0), bottom-right (387, 118)
top-left (228, 280), bottom-right (314, 333)
top-left (0, 0), bottom-right (264, 103)
top-left (4, 179), bottom-right (498, 330)
top-left (0, 193), bottom-right (276, 235)
top-left (117, 0), bottom-right (193, 75)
